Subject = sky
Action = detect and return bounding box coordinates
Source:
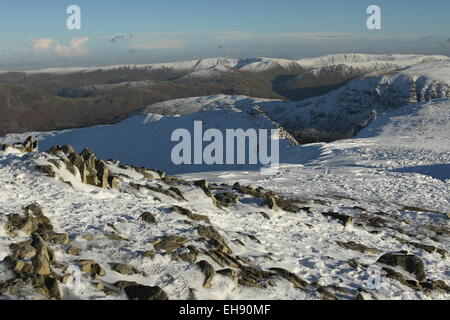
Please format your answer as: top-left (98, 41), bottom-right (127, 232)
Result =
top-left (0, 0), bottom-right (449, 70)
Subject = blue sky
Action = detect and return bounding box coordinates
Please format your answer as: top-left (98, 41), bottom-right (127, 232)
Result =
top-left (0, 0), bottom-right (449, 70)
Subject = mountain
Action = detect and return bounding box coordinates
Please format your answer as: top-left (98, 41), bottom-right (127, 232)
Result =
top-left (0, 54), bottom-right (447, 135)
top-left (0, 96), bottom-right (448, 300)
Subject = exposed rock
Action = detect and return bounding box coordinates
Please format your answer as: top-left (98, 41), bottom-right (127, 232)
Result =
top-left (142, 251), bottom-right (156, 259)
top-left (108, 175), bottom-right (120, 190)
top-left (40, 231), bottom-right (69, 245)
top-left (382, 267), bottom-right (423, 291)
top-left (9, 240), bottom-right (36, 260)
top-left (95, 160), bottom-right (110, 189)
top-left (198, 225), bottom-right (232, 254)
top-left (396, 238), bottom-right (448, 259)
top-left (105, 233), bottom-right (128, 241)
top-left (263, 197), bottom-right (278, 212)
top-left (269, 267), bottom-right (310, 289)
top-left (336, 241), bottom-right (380, 254)
top-left (377, 253), bottom-right (427, 282)
top-left (114, 281), bottom-right (169, 300)
top-left (321, 212), bottom-right (355, 227)
top-left (196, 260), bottom-right (215, 289)
top-left (22, 136), bottom-right (38, 152)
top-left (171, 206), bottom-right (210, 223)
top-left (5, 213), bottom-right (38, 236)
top-left (139, 211), bottom-right (157, 224)
top-left (171, 246), bottom-right (200, 263)
top-left (215, 192), bottom-right (240, 207)
top-left (36, 165), bottom-right (56, 178)
top-left (31, 234), bottom-right (52, 276)
top-left (76, 259), bottom-right (106, 277)
top-left (238, 266), bottom-right (275, 289)
top-left (153, 236), bottom-right (188, 251)
top-left (66, 246), bottom-right (82, 256)
top-left (109, 263), bottom-right (138, 276)
top-left (204, 250), bottom-right (240, 268)
top-left (0, 278), bottom-right (28, 294)
top-left (217, 268), bottom-right (238, 285)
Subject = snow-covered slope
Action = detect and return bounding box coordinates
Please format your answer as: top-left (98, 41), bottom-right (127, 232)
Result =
top-left (0, 94), bottom-right (448, 300)
top-left (16, 54), bottom-right (447, 77)
top-left (1, 104), bottom-right (296, 174)
top-left (257, 59), bottom-right (450, 141)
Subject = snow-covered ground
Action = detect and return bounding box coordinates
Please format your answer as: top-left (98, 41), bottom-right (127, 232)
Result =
top-left (0, 56), bottom-right (449, 300)
top-left (0, 94), bottom-right (448, 300)
top-left (9, 54), bottom-right (448, 78)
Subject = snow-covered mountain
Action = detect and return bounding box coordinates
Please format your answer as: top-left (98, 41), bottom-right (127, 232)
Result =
top-left (16, 54), bottom-right (448, 78)
top-left (0, 94), bottom-right (448, 300)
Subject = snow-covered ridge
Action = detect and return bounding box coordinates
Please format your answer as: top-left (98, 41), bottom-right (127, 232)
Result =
top-left (14, 54), bottom-right (448, 75)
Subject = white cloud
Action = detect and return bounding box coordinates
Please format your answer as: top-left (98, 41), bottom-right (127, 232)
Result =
top-left (31, 37), bottom-right (90, 56)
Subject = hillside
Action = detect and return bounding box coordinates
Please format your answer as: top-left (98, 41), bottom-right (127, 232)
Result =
top-left (0, 96), bottom-right (448, 300)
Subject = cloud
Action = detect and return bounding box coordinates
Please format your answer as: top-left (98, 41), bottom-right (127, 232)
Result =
top-left (421, 36), bottom-right (433, 41)
top-left (31, 37), bottom-right (90, 56)
top-left (109, 33), bottom-right (133, 43)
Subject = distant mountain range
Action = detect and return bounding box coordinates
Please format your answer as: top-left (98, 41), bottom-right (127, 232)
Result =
top-left (0, 53), bottom-right (447, 136)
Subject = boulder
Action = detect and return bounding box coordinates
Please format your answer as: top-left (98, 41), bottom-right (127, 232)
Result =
top-left (196, 260), bottom-right (215, 289)
top-left (377, 253), bottom-right (427, 282)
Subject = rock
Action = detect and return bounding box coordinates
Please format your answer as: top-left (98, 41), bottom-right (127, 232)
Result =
top-left (269, 268), bottom-right (310, 289)
top-left (262, 197), bottom-right (278, 212)
top-left (238, 266), bottom-right (275, 289)
top-left (322, 212), bottom-right (355, 227)
top-left (31, 234), bottom-right (52, 276)
top-left (196, 260), bottom-right (215, 289)
top-left (95, 160), bottom-right (110, 189)
top-left (32, 252), bottom-right (52, 276)
top-left (317, 286), bottom-right (340, 300)
top-left (40, 231), bottom-right (69, 245)
top-left (197, 225), bottom-right (231, 253)
top-left (215, 192), bottom-right (240, 207)
top-left (5, 213), bottom-right (38, 236)
top-left (139, 211), bottom-right (157, 224)
top-left (115, 281), bottom-right (169, 300)
top-left (77, 259), bottom-right (106, 277)
top-left (42, 276), bottom-right (61, 300)
top-left (396, 238), bottom-right (448, 260)
top-left (421, 280), bottom-right (450, 294)
top-left (377, 253), bottom-right (427, 282)
top-left (336, 241), bottom-right (380, 254)
top-left (9, 240), bottom-right (36, 259)
top-left (36, 165), bottom-right (56, 178)
top-left (258, 212), bottom-right (271, 220)
top-left (66, 246), bottom-right (82, 256)
top-left (3, 256), bottom-right (33, 276)
top-left (153, 236), bottom-right (188, 251)
top-left (22, 136), bottom-right (38, 152)
top-left (0, 278), bottom-right (27, 294)
top-left (109, 263), bottom-right (138, 276)
top-left (171, 246), bottom-right (200, 263)
top-left (142, 251), bottom-right (156, 259)
top-left (171, 206), bottom-right (210, 223)
top-left (204, 250), bottom-right (240, 268)
top-left (217, 269), bottom-right (238, 285)
top-left (108, 175), bottom-right (120, 190)
top-left (382, 267), bottom-right (423, 291)
top-left (105, 233), bottom-right (128, 241)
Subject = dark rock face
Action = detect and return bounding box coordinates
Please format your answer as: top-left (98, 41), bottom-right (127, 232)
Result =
top-left (139, 212), bottom-right (157, 224)
top-left (196, 260), bottom-right (215, 289)
top-left (122, 283), bottom-right (168, 300)
top-left (377, 253), bottom-right (427, 282)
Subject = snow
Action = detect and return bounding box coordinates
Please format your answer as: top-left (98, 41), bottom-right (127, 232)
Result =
top-left (11, 54), bottom-right (448, 78)
top-left (0, 58), bottom-right (449, 301)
